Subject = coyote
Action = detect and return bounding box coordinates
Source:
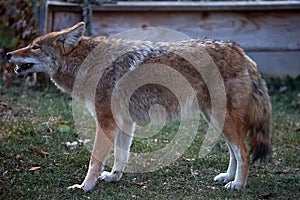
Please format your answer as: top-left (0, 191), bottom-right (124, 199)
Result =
top-left (7, 22), bottom-right (272, 192)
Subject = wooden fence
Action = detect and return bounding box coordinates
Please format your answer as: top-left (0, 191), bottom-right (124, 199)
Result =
top-left (46, 1), bottom-right (300, 77)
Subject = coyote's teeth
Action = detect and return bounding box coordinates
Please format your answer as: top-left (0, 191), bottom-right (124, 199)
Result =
top-left (13, 63), bottom-right (34, 74)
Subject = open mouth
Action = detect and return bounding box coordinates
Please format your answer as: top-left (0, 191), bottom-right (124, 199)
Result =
top-left (14, 63), bottom-right (35, 74)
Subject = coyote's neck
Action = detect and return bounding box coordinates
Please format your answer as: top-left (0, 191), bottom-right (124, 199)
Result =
top-left (51, 36), bottom-right (106, 94)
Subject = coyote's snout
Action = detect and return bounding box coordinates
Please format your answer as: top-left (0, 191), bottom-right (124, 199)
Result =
top-left (7, 41), bottom-right (47, 74)
top-left (8, 22), bottom-right (272, 192)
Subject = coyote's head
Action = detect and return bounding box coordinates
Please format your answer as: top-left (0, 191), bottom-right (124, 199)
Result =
top-left (7, 22), bottom-right (86, 76)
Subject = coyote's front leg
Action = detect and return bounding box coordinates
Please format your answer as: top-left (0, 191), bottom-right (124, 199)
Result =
top-left (68, 120), bottom-right (116, 192)
top-left (100, 122), bottom-right (135, 182)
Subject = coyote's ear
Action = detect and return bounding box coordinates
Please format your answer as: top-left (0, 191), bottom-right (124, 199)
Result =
top-left (59, 22), bottom-right (85, 54)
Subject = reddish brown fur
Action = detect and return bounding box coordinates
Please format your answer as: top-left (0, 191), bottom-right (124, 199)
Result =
top-left (8, 22), bottom-right (272, 192)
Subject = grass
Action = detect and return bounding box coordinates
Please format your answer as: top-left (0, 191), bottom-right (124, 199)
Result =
top-left (0, 77), bottom-right (299, 199)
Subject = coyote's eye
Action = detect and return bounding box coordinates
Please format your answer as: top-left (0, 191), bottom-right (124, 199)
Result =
top-left (31, 45), bottom-right (40, 50)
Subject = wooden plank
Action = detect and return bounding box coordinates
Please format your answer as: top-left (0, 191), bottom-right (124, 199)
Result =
top-left (47, 1), bottom-right (300, 12)
top-left (91, 11), bottom-right (300, 51)
top-left (39, 0), bottom-right (47, 35)
top-left (46, 10), bottom-right (53, 33)
top-left (51, 12), bottom-right (81, 31)
top-left (93, 1), bottom-right (300, 12)
top-left (47, 1), bottom-right (81, 12)
top-left (248, 51), bottom-right (300, 77)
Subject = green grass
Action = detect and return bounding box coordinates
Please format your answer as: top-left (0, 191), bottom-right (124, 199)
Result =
top-left (0, 77), bottom-right (299, 199)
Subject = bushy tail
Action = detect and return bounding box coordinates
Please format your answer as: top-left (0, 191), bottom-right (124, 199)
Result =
top-left (248, 76), bottom-right (272, 163)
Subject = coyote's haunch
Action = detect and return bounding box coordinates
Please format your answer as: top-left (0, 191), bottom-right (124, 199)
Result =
top-left (8, 22), bottom-right (272, 192)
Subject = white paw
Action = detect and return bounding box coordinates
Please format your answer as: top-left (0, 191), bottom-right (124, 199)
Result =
top-left (67, 184), bottom-right (86, 192)
top-left (99, 171), bottom-right (121, 182)
top-left (214, 173), bottom-right (235, 184)
top-left (224, 181), bottom-right (244, 190)
top-left (67, 180), bottom-right (97, 192)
